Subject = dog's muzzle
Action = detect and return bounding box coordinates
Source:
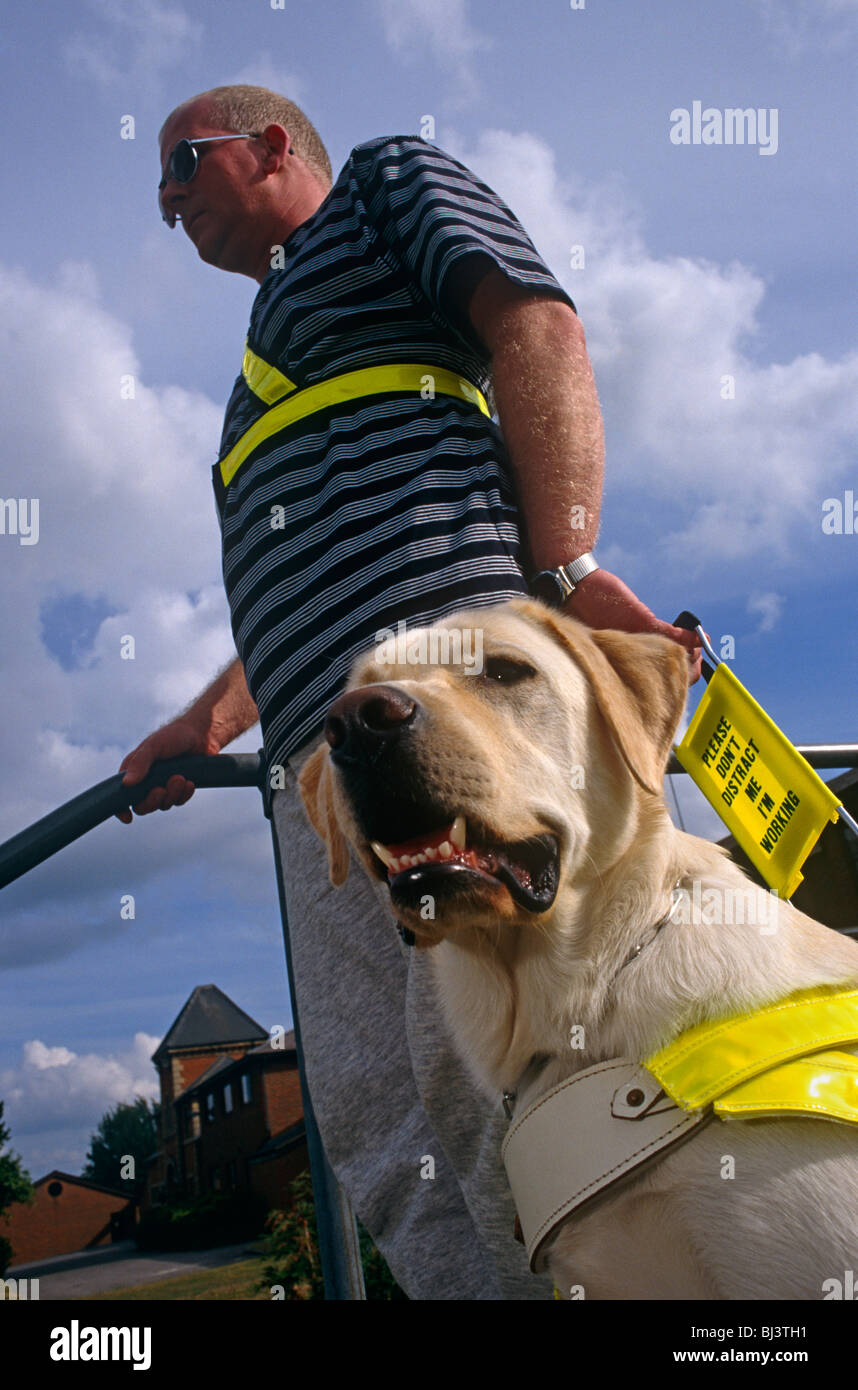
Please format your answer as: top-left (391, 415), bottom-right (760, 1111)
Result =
top-left (324, 684), bottom-right (560, 914)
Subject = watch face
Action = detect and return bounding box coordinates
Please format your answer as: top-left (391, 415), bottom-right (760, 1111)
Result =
top-left (529, 571), bottom-right (564, 607)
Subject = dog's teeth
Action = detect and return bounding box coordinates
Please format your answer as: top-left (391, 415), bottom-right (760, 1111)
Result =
top-left (389, 856), bottom-right (402, 873)
top-left (371, 840), bottom-right (396, 869)
top-left (438, 841), bottom-right (453, 859)
top-left (424, 846), bottom-right (438, 860)
top-left (450, 816), bottom-right (466, 851)
top-left (400, 854), bottom-right (413, 868)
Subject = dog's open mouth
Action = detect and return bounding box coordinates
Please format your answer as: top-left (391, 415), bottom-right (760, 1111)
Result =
top-left (369, 816), bottom-right (560, 914)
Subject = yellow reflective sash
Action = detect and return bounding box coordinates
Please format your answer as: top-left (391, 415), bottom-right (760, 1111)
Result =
top-left (646, 984), bottom-right (858, 1124)
top-left (220, 359), bottom-right (490, 488)
top-left (242, 340), bottom-right (296, 404)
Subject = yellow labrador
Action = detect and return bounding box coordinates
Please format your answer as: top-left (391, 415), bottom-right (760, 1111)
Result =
top-left (299, 598), bottom-right (858, 1299)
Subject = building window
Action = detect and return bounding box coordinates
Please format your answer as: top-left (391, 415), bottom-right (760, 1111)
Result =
top-left (206, 1092), bottom-right (215, 1123)
top-left (191, 1099), bottom-right (201, 1139)
top-left (224, 1082), bottom-right (233, 1114)
top-left (240, 1073), bottom-right (252, 1104)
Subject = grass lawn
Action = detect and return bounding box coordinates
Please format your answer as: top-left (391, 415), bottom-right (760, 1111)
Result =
top-left (83, 1256), bottom-right (271, 1301)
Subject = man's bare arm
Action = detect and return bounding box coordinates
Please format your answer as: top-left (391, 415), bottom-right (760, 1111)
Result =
top-left (117, 656), bottom-right (259, 821)
top-left (468, 268), bottom-right (700, 670)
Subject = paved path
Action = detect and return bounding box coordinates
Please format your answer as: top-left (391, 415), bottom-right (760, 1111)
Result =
top-left (11, 1241), bottom-right (260, 1299)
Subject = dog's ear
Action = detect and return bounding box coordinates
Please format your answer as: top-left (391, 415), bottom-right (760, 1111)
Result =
top-left (531, 607), bottom-right (689, 795)
top-left (585, 628), bottom-right (689, 794)
top-left (297, 743), bottom-right (350, 886)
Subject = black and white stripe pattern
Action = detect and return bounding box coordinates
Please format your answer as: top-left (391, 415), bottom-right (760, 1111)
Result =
top-left (213, 136), bottom-right (575, 775)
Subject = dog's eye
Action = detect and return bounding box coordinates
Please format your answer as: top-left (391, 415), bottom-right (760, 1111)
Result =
top-left (482, 657), bottom-right (536, 684)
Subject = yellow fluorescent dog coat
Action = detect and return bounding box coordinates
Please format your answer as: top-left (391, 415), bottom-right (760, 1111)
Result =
top-left (502, 984), bottom-right (858, 1269)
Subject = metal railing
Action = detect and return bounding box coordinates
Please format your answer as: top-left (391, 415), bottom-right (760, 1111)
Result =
top-left (2, 741), bottom-right (857, 1297)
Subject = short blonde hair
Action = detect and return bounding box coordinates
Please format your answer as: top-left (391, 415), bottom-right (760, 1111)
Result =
top-left (160, 85), bottom-right (332, 190)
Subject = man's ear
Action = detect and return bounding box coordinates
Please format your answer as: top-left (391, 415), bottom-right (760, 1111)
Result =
top-left (297, 743), bottom-right (350, 887)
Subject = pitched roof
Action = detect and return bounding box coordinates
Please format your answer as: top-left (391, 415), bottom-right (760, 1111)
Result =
top-left (152, 984), bottom-right (268, 1064)
top-left (34, 1170), bottom-right (133, 1201)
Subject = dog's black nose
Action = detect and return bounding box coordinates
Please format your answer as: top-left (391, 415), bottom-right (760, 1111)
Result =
top-left (325, 684), bottom-right (418, 762)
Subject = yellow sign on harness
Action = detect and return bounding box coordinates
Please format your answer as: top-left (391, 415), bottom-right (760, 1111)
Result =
top-left (674, 662), bottom-right (840, 897)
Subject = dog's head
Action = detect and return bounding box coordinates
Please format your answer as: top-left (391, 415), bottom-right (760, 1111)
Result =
top-left (299, 599), bottom-right (689, 946)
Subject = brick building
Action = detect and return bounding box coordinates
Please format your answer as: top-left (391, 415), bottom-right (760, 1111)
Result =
top-left (144, 984), bottom-right (307, 1213)
top-left (3, 1172), bottom-right (135, 1268)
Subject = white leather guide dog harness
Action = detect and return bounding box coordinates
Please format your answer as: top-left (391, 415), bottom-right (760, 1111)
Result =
top-left (503, 983), bottom-right (858, 1269)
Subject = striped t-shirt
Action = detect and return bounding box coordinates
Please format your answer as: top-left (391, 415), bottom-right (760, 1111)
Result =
top-left (212, 135), bottom-right (575, 777)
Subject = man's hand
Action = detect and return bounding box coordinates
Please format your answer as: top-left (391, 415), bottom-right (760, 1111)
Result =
top-left (563, 569), bottom-right (703, 683)
top-left (116, 657), bottom-right (259, 824)
top-left (116, 720), bottom-right (220, 823)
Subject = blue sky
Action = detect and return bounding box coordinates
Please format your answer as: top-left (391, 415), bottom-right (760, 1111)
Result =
top-left (1, 0), bottom-right (856, 1179)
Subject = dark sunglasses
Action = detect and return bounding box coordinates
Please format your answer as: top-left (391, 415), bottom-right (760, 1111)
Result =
top-left (159, 134), bottom-right (260, 227)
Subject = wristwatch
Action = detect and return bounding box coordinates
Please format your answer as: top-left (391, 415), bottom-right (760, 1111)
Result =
top-left (529, 552), bottom-right (600, 607)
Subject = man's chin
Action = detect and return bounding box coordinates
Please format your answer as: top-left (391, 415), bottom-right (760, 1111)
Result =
top-left (192, 232), bottom-right (218, 265)
top-left (186, 220), bottom-right (222, 265)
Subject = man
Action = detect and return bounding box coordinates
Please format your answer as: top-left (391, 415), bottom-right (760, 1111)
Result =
top-left (121, 86), bottom-right (700, 1298)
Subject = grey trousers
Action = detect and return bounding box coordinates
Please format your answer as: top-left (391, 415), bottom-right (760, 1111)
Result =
top-left (270, 737), bottom-right (553, 1300)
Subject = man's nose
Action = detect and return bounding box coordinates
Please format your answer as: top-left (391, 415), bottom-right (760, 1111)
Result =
top-left (160, 179), bottom-right (185, 226)
top-left (324, 685), bottom-right (419, 764)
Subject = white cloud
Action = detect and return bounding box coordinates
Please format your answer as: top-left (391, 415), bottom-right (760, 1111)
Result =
top-left (375, 0), bottom-right (489, 106)
top-left (0, 267), bottom-right (271, 957)
top-left (753, 0), bottom-right (858, 54)
top-left (64, 0), bottom-right (203, 91)
top-left (0, 1033), bottom-right (160, 1142)
top-left (443, 128), bottom-right (858, 574)
top-left (747, 591), bottom-right (784, 633)
top-left (25, 1042), bottom-right (77, 1071)
top-left (0, 259), bottom-right (244, 855)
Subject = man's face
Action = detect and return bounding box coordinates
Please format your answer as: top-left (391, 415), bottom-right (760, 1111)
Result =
top-left (158, 100), bottom-right (266, 276)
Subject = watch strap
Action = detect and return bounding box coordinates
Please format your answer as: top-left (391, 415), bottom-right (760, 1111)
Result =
top-left (530, 553), bottom-right (599, 605)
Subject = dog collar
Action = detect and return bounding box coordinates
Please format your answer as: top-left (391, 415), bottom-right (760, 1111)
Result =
top-left (614, 877), bottom-right (685, 979)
